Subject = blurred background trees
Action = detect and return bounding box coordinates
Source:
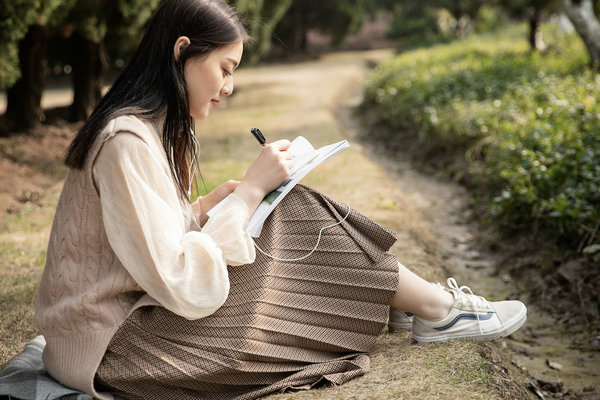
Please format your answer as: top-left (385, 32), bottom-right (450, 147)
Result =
top-left (563, 0), bottom-right (600, 66)
top-left (234, 0), bottom-right (293, 65)
top-left (0, 0), bottom-right (161, 131)
top-left (270, 0), bottom-right (371, 56)
top-left (1, 0), bottom-right (599, 133)
top-left (496, 0), bottom-right (562, 50)
top-left (61, 0), bottom-right (163, 121)
top-left (1, 0), bottom-right (75, 130)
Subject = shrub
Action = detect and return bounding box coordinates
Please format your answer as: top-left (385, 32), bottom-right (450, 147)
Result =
top-left (362, 23), bottom-right (599, 247)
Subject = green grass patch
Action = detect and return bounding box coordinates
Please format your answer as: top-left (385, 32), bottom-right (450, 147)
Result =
top-left (0, 240), bottom-right (44, 366)
top-left (362, 23), bottom-right (599, 248)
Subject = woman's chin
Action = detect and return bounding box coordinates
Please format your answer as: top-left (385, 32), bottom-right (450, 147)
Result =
top-left (191, 109), bottom-right (210, 120)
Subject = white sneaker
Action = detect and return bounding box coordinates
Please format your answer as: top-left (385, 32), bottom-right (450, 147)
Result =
top-left (411, 278), bottom-right (527, 344)
top-left (388, 308), bottom-right (414, 331)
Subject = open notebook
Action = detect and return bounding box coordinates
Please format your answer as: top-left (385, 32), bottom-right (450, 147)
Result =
top-left (207, 136), bottom-right (349, 237)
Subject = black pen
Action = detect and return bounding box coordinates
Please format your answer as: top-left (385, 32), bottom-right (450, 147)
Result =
top-left (251, 128), bottom-right (266, 145)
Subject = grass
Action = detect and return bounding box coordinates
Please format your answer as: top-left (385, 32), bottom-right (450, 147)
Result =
top-left (0, 49), bottom-right (526, 399)
top-left (0, 239), bottom-right (45, 364)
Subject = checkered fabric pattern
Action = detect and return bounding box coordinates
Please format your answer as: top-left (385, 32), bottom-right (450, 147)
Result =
top-left (95, 185), bottom-right (399, 400)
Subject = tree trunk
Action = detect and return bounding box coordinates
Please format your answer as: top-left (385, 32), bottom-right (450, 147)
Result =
top-left (5, 24), bottom-right (49, 133)
top-left (69, 33), bottom-right (108, 121)
top-left (563, 0), bottom-right (600, 68)
top-left (528, 8), bottom-right (545, 51)
top-left (287, 4), bottom-right (308, 55)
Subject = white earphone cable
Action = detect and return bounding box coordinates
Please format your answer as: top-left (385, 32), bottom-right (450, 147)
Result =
top-left (188, 132), bottom-right (204, 231)
top-left (188, 131), bottom-right (199, 200)
top-left (253, 203), bottom-right (351, 262)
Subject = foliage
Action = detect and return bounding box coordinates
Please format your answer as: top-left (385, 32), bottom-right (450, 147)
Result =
top-left (386, 0), bottom-right (510, 50)
top-left (105, 0), bottom-right (162, 61)
top-left (0, 0), bottom-right (75, 88)
top-left (0, 0), bottom-right (160, 89)
top-left (68, 0), bottom-right (162, 54)
top-left (389, 0), bottom-right (486, 40)
top-left (272, 0), bottom-right (369, 53)
top-left (362, 23), bottom-right (600, 247)
top-left (0, 0), bottom-right (38, 87)
top-left (386, 3), bottom-right (443, 39)
top-left (500, 0), bottom-right (562, 17)
top-left (473, 4), bottom-right (510, 33)
top-left (230, 0), bottom-right (293, 64)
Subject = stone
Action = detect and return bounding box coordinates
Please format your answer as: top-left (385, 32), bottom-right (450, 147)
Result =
top-left (546, 359), bottom-right (563, 371)
top-left (534, 375), bottom-right (564, 393)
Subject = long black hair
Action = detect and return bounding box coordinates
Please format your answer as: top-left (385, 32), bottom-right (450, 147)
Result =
top-left (65, 0), bottom-right (249, 198)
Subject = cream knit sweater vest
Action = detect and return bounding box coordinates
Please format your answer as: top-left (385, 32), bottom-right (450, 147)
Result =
top-left (35, 116), bottom-right (166, 400)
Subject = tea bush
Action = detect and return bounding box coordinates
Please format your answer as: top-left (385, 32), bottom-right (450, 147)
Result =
top-left (362, 24), bottom-right (600, 247)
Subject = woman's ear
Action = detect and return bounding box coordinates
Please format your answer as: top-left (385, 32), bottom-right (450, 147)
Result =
top-left (174, 36), bottom-right (191, 61)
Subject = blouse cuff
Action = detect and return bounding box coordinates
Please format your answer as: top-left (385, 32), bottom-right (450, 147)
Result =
top-left (201, 193), bottom-right (256, 266)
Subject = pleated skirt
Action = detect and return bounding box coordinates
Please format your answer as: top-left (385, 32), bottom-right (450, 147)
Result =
top-left (95, 185), bottom-right (399, 400)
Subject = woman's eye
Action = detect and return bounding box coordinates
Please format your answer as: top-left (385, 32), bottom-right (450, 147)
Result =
top-left (223, 69), bottom-right (232, 77)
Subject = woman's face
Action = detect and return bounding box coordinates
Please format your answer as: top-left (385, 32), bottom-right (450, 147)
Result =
top-left (184, 41), bottom-right (243, 120)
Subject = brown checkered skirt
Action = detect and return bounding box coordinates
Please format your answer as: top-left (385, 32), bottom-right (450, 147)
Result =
top-left (95, 185), bottom-right (399, 400)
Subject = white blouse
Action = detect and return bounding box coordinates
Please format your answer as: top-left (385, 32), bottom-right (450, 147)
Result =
top-left (93, 130), bottom-right (256, 320)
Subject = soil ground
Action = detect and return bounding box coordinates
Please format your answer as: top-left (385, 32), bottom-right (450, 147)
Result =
top-left (1, 48), bottom-right (598, 399)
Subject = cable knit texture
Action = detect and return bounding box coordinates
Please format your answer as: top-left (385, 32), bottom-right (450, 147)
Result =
top-left (35, 115), bottom-right (255, 399)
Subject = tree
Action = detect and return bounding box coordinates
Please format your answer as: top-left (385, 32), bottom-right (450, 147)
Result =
top-left (63, 0), bottom-right (161, 121)
top-left (271, 0), bottom-right (371, 56)
top-left (388, 0), bottom-right (487, 42)
top-left (563, 0), bottom-right (600, 67)
top-left (500, 0), bottom-right (562, 50)
top-left (438, 0), bottom-right (486, 37)
top-left (523, 0), bottom-right (560, 50)
top-left (232, 0), bottom-right (294, 64)
top-left (386, 2), bottom-right (442, 41)
top-left (0, 0), bottom-right (75, 132)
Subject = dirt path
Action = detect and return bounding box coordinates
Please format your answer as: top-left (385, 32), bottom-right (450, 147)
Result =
top-left (2, 49), bottom-right (597, 399)
top-left (347, 109), bottom-right (600, 399)
top-left (216, 48), bottom-right (529, 400)
top-left (336, 60), bottom-right (600, 398)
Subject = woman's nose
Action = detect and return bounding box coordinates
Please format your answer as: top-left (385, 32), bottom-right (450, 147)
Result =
top-left (221, 80), bottom-right (233, 96)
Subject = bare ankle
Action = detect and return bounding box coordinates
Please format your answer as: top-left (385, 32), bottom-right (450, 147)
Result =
top-left (421, 291), bottom-right (454, 321)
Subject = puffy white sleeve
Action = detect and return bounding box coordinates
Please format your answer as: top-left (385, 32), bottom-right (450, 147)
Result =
top-left (93, 132), bottom-right (255, 320)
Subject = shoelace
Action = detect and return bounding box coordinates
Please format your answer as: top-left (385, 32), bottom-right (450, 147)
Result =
top-left (444, 277), bottom-right (491, 335)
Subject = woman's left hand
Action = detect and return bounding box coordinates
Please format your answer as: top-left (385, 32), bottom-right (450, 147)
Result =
top-left (193, 180), bottom-right (240, 226)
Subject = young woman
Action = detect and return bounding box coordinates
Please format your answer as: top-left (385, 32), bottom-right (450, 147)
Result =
top-left (35, 0), bottom-right (527, 399)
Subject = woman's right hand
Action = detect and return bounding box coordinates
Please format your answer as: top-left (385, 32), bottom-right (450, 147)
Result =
top-left (234, 139), bottom-right (292, 213)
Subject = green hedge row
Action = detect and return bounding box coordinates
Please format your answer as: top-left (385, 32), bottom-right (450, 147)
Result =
top-left (362, 24), bottom-right (600, 248)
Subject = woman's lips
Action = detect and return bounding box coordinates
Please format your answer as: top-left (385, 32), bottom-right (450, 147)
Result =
top-left (211, 99), bottom-right (220, 107)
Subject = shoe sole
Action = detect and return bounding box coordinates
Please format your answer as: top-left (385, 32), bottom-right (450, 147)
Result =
top-left (388, 321), bottom-right (413, 332)
top-left (411, 307), bottom-right (527, 344)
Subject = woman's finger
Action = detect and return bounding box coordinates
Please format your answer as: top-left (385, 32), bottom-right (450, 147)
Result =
top-left (267, 139), bottom-right (291, 151)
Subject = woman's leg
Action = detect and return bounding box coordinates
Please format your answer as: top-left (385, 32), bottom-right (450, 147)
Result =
top-left (390, 263), bottom-right (453, 321)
